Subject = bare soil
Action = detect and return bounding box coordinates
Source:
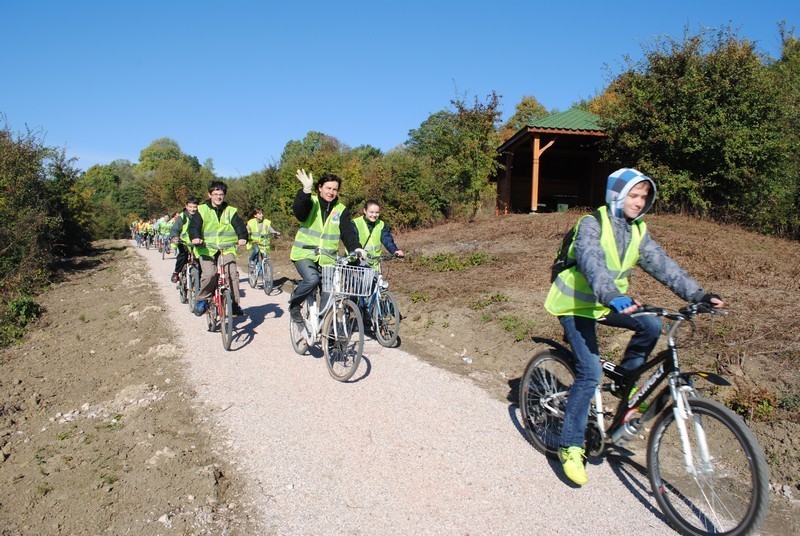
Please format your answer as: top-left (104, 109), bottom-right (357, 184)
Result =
top-left (1, 211), bottom-right (798, 534)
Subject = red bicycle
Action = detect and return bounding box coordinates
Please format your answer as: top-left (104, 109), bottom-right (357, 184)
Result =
top-left (205, 253), bottom-right (235, 351)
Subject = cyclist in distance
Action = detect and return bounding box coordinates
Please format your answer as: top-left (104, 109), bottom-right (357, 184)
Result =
top-left (170, 195), bottom-right (200, 283)
top-left (287, 169), bottom-right (364, 324)
top-left (544, 167), bottom-right (724, 486)
top-left (351, 199), bottom-right (404, 270)
top-left (188, 181), bottom-right (248, 317)
top-left (246, 207), bottom-right (281, 266)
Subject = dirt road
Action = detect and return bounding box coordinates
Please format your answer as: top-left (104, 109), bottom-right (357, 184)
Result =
top-left (137, 246), bottom-right (677, 535)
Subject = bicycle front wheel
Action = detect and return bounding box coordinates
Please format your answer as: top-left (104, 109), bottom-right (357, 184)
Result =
top-left (519, 349), bottom-right (575, 456)
top-left (187, 265), bottom-right (200, 313)
top-left (373, 290), bottom-right (400, 347)
top-left (322, 298), bottom-right (364, 381)
top-left (220, 289), bottom-right (233, 351)
top-left (262, 258), bottom-right (273, 295)
top-left (647, 397), bottom-right (769, 536)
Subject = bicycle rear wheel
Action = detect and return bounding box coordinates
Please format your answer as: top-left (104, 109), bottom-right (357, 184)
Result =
top-left (322, 299), bottom-right (364, 381)
top-left (647, 397), bottom-right (769, 536)
top-left (373, 290), bottom-right (400, 347)
top-left (262, 258), bottom-right (273, 295)
top-left (220, 289), bottom-right (233, 351)
top-left (206, 300), bottom-right (217, 332)
top-left (519, 349), bottom-right (575, 455)
top-left (289, 299), bottom-right (310, 355)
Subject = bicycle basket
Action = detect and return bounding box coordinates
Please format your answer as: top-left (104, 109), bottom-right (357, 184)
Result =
top-left (321, 264), bottom-right (375, 297)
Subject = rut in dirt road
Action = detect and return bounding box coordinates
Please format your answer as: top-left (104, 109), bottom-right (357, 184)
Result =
top-left (138, 244), bottom-right (674, 535)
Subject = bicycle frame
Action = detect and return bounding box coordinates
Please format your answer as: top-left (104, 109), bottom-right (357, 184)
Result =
top-left (535, 306), bottom-right (730, 452)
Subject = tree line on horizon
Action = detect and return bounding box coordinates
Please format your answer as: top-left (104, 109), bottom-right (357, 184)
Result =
top-left (0, 24), bottom-right (798, 345)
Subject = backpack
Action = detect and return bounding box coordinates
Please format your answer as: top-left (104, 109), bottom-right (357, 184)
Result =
top-left (550, 209), bottom-right (601, 283)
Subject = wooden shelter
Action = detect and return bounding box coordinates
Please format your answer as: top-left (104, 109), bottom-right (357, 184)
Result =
top-left (493, 108), bottom-right (611, 213)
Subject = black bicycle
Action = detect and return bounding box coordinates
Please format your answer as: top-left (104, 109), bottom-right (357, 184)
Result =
top-left (519, 303), bottom-right (769, 536)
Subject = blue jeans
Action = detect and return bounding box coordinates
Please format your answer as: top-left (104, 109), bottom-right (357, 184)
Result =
top-left (290, 259), bottom-right (321, 309)
top-left (249, 244), bottom-right (260, 264)
top-left (558, 313), bottom-right (662, 448)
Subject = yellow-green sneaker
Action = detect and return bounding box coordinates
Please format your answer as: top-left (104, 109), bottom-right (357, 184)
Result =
top-left (558, 446), bottom-right (588, 485)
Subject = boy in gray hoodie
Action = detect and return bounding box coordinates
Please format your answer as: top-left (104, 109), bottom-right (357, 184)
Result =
top-left (544, 167), bottom-right (724, 486)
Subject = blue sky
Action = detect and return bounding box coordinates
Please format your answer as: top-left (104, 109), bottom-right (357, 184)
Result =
top-left (2, 1), bottom-right (796, 178)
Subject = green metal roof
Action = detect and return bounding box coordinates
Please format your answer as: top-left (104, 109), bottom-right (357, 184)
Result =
top-left (528, 108), bottom-right (604, 132)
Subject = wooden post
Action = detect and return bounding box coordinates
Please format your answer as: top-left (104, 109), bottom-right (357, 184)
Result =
top-left (530, 135), bottom-right (556, 213)
top-left (502, 151), bottom-right (513, 213)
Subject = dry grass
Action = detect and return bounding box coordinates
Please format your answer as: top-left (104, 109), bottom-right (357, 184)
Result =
top-left (386, 210), bottom-right (800, 486)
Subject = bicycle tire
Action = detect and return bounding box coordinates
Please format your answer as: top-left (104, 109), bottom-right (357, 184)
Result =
top-left (178, 270), bottom-right (188, 304)
top-left (322, 298), bottom-right (364, 381)
top-left (206, 300), bottom-right (217, 332)
top-left (187, 265), bottom-right (199, 313)
top-left (220, 289), bottom-right (233, 351)
top-left (247, 256), bottom-right (258, 288)
top-left (161, 242), bottom-right (166, 260)
top-left (373, 290), bottom-right (400, 347)
top-left (262, 258), bottom-right (273, 296)
top-left (519, 349), bottom-right (575, 455)
top-left (289, 299), bottom-right (310, 355)
top-left (647, 397), bottom-right (769, 536)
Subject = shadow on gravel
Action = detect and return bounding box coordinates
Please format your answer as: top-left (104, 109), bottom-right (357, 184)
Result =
top-left (605, 452), bottom-right (668, 526)
top-left (506, 386), bottom-right (668, 528)
top-left (230, 303), bottom-right (284, 350)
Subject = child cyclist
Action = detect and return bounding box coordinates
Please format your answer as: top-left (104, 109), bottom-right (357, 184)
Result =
top-left (170, 196), bottom-right (199, 283)
top-left (544, 168), bottom-right (724, 486)
top-left (246, 207), bottom-right (281, 267)
top-left (351, 199), bottom-right (404, 269)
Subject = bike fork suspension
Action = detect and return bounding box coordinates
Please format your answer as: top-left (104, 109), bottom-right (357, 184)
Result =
top-left (670, 381), bottom-right (711, 476)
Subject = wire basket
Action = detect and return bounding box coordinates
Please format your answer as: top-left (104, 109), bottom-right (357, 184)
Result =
top-left (321, 264), bottom-right (375, 297)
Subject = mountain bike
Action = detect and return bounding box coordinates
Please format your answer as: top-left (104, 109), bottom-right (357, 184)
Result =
top-left (176, 246), bottom-right (200, 312)
top-left (247, 232), bottom-right (278, 295)
top-left (203, 252), bottom-right (236, 351)
top-left (289, 252), bottom-right (372, 381)
top-left (518, 303), bottom-right (769, 536)
top-left (359, 254), bottom-right (401, 347)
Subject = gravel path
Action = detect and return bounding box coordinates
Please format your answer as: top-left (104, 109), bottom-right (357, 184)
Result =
top-left (139, 247), bottom-right (674, 535)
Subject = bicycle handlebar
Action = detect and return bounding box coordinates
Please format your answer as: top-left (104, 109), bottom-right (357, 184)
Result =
top-left (632, 303), bottom-right (728, 321)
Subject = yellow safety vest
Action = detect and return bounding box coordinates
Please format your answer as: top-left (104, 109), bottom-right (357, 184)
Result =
top-left (544, 206), bottom-right (645, 319)
top-left (193, 204), bottom-right (239, 257)
top-left (353, 216), bottom-right (384, 268)
top-left (290, 196), bottom-right (344, 266)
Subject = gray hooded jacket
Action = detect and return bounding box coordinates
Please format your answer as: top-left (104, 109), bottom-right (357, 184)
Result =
top-left (573, 168), bottom-right (706, 306)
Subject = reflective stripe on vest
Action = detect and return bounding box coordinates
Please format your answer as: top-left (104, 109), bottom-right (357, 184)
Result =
top-left (290, 196), bottom-right (344, 265)
top-left (544, 206), bottom-right (645, 319)
top-left (194, 204), bottom-right (239, 257)
top-left (353, 216), bottom-right (384, 267)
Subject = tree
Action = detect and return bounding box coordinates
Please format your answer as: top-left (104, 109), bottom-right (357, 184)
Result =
top-left (138, 138), bottom-right (184, 172)
top-left (407, 92), bottom-right (503, 218)
top-left (501, 95), bottom-right (548, 140)
top-left (594, 26), bottom-right (789, 234)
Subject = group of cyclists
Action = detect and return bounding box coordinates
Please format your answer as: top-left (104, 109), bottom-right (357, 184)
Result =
top-left (134, 167), bottom-right (728, 490)
top-left (134, 171), bottom-right (405, 326)
top-left (131, 213), bottom-right (174, 250)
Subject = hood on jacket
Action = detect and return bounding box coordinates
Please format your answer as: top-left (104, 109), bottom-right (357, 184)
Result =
top-left (606, 167), bottom-right (656, 221)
